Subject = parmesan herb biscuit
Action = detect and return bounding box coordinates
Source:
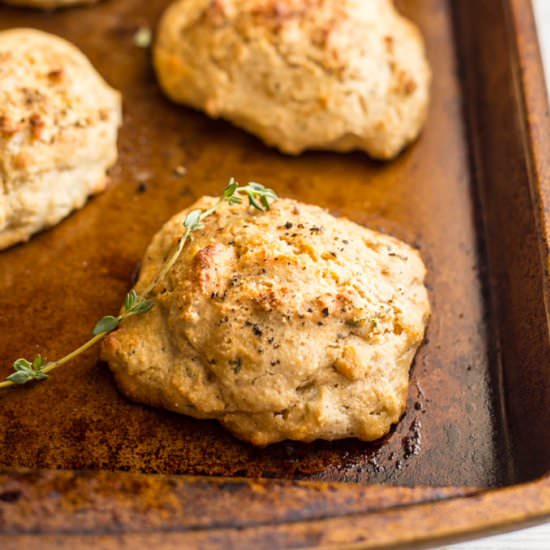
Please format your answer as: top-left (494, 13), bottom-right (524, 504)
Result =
top-left (0, 29), bottom-right (121, 250)
top-left (101, 197), bottom-right (430, 445)
top-left (154, 0), bottom-right (431, 159)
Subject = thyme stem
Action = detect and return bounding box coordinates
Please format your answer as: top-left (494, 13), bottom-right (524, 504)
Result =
top-left (42, 331), bottom-right (109, 373)
top-left (1, 179), bottom-right (277, 389)
top-left (140, 225), bottom-right (193, 298)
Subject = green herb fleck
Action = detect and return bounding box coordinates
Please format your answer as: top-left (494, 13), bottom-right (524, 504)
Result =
top-left (93, 315), bottom-right (120, 336)
top-left (6, 355), bottom-right (48, 385)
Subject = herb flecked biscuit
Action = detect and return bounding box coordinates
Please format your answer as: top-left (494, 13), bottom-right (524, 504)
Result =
top-left (0, 29), bottom-right (121, 250)
top-left (154, 0), bottom-right (430, 160)
top-left (101, 197), bottom-right (430, 445)
top-left (1, 0), bottom-right (98, 9)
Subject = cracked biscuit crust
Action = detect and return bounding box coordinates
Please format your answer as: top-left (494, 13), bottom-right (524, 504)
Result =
top-left (101, 197), bottom-right (430, 445)
top-left (0, 29), bottom-right (121, 250)
top-left (154, 0), bottom-right (431, 159)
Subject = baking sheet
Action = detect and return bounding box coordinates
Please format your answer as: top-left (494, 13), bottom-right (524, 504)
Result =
top-left (0, 0), bottom-right (510, 487)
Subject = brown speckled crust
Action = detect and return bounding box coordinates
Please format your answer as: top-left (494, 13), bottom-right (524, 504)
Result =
top-left (154, 0), bottom-right (431, 159)
top-left (101, 197), bottom-right (430, 445)
top-left (0, 28), bottom-right (121, 250)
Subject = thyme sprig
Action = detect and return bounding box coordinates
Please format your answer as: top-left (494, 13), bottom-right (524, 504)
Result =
top-left (0, 179), bottom-right (277, 390)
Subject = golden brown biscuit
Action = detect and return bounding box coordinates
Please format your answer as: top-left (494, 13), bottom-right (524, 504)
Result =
top-left (154, 0), bottom-right (431, 159)
top-left (0, 29), bottom-right (121, 250)
top-left (101, 196), bottom-right (430, 445)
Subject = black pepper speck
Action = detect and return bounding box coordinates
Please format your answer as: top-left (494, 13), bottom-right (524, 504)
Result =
top-left (137, 181), bottom-right (148, 193)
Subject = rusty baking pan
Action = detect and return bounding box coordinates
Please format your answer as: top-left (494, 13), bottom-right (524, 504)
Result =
top-left (1, 0), bottom-right (550, 547)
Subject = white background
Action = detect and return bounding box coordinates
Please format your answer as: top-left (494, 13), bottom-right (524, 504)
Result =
top-left (439, 1), bottom-right (550, 548)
